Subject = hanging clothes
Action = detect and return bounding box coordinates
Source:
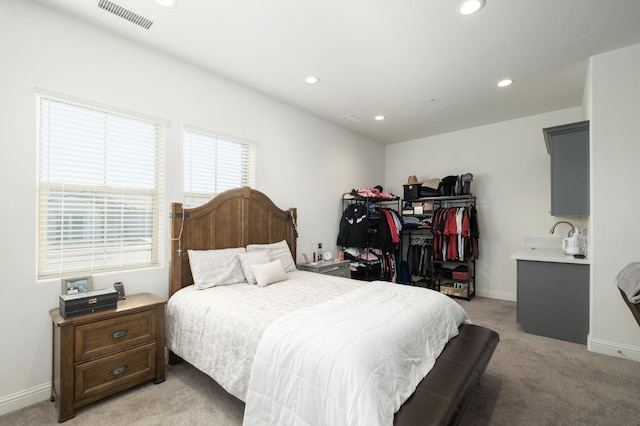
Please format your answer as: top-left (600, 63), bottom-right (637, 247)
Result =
top-left (338, 196), bottom-right (402, 282)
top-left (432, 206), bottom-right (479, 261)
top-left (468, 205), bottom-right (480, 259)
top-left (337, 203), bottom-right (369, 247)
top-left (407, 238), bottom-right (432, 277)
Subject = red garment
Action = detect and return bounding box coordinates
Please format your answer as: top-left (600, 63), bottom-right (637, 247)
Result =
top-left (462, 208), bottom-right (470, 237)
top-left (381, 209), bottom-right (400, 244)
top-left (432, 208), bottom-right (445, 260)
top-left (446, 208), bottom-right (459, 260)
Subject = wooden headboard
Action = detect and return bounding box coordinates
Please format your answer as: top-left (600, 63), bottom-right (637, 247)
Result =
top-left (169, 187), bottom-right (298, 297)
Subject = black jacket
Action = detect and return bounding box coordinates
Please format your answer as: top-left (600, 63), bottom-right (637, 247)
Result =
top-left (337, 204), bottom-right (369, 247)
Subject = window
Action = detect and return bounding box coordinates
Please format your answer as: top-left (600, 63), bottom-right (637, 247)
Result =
top-left (183, 128), bottom-right (256, 207)
top-left (38, 95), bottom-right (165, 279)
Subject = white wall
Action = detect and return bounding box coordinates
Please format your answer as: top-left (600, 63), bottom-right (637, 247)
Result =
top-left (588, 44), bottom-right (640, 358)
top-left (385, 108), bottom-right (584, 301)
top-left (0, 0), bottom-right (384, 414)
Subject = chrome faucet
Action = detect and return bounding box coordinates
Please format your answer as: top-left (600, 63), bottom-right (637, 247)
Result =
top-left (549, 221), bottom-right (575, 237)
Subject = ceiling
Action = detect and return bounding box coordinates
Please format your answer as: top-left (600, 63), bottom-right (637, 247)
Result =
top-left (32, 0), bottom-right (640, 144)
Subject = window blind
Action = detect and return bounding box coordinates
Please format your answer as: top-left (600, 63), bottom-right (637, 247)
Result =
top-left (38, 96), bottom-right (165, 278)
top-left (183, 128), bottom-right (256, 208)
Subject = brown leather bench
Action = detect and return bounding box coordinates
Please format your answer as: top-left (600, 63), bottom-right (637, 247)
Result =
top-left (395, 324), bottom-right (499, 426)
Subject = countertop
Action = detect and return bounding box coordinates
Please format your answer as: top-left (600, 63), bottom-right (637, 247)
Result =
top-left (510, 249), bottom-right (590, 265)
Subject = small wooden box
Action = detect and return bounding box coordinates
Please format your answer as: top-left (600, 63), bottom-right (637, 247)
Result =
top-left (440, 284), bottom-right (468, 298)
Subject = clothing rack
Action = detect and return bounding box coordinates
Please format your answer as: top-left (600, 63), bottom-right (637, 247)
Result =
top-left (400, 194), bottom-right (478, 300)
top-left (338, 192), bottom-right (401, 282)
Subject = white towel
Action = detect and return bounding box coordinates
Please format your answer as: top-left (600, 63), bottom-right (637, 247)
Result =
top-left (615, 262), bottom-right (640, 304)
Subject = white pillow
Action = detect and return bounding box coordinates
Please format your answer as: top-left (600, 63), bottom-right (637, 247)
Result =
top-left (250, 260), bottom-right (289, 287)
top-left (246, 240), bottom-right (296, 272)
top-left (238, 251), bottom-right (270, 285)
top-left (188, 248), bottom-right (247, 290)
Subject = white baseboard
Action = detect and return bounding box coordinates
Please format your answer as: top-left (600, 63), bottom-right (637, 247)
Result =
top-left (0, 382), bottom-right (51, 417)
top-left (589, 336), bottom-right (640, 362)
top-left (476, 289), bottom-right (516, 302)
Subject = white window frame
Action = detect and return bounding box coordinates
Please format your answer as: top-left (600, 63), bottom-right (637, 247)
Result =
top-left (183, 127), bottom-right (256, 208)
top-left (37, 93), bottom-right (166, 279)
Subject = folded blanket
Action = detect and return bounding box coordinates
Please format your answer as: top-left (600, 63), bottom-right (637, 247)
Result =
top-left (615, 262), bottom-right (640, 304)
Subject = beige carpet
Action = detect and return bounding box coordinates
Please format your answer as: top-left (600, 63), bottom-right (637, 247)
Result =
top-left (2, 297), bottom-right (639, 425)
top-left (458, 297), bottom-right (640, 426)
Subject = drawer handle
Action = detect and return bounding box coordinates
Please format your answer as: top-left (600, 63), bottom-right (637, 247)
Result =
top-left (88, 298), bottom-right (98, 304)
top-left (110, 329), bottom-right (128, 339)
top-left (110, 365), bottom-right (128, 376)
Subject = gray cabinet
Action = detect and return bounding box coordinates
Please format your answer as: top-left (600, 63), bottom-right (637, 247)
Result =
top-left (516, 260), bottom-right (589, 344)
top-left (543, 121), bottom-right (589, 216)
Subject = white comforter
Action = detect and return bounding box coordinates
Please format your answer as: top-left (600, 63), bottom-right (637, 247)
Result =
top-left (165, 271), bottom-right (366, 401)
top-left (243, 281), bottom-right (469, 426)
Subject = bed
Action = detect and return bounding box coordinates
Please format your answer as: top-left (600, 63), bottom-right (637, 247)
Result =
top-left (167, 187), bottom-right (499, 426)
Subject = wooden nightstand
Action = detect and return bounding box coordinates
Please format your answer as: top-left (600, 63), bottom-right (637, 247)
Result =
top-left (49, 292), bottom-right (166, 422)
top-left (297, 259), bottom-right (351, 278)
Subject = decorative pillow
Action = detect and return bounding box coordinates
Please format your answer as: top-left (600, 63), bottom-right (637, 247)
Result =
top-left (188, 248), bottom-right (247, 290)
top-left (246, 240), bottom-right (296, 272)
top-left (250, 260), bottom-right (289, 287)
top-left (238, 251), bottom-right (270, 285)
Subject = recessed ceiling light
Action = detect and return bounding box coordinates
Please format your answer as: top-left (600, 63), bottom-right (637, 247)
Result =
top-left (458, 0), bottom-right (485, 15)
top-left (304, 76), bottom-right (319, 84)
top-left (155, 0), bottom-right (176, 7)
top-left (374, 115), bottom-right (385, 121)
top-left (497, 78), bottom-right (514, 87)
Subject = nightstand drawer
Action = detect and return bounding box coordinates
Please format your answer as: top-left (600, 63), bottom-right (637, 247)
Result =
top-left (75, 343), bottom-right (156, 404)
top-left (75, 310), bottom-right (156, 362)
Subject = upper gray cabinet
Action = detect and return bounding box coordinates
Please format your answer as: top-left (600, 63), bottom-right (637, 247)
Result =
top-left (543, 121), bottom-right (590, 216)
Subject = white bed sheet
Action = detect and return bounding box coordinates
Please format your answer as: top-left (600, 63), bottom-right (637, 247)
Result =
top-left (243, 281), bottom-right (469, 426)
top-left (165, 270), bottom-right (365, 401)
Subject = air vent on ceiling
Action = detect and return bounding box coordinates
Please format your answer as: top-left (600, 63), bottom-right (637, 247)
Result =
top-left (340, 114), bottom-right (363, 125)
top-left (97, 0), bottom-right (154, 30)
